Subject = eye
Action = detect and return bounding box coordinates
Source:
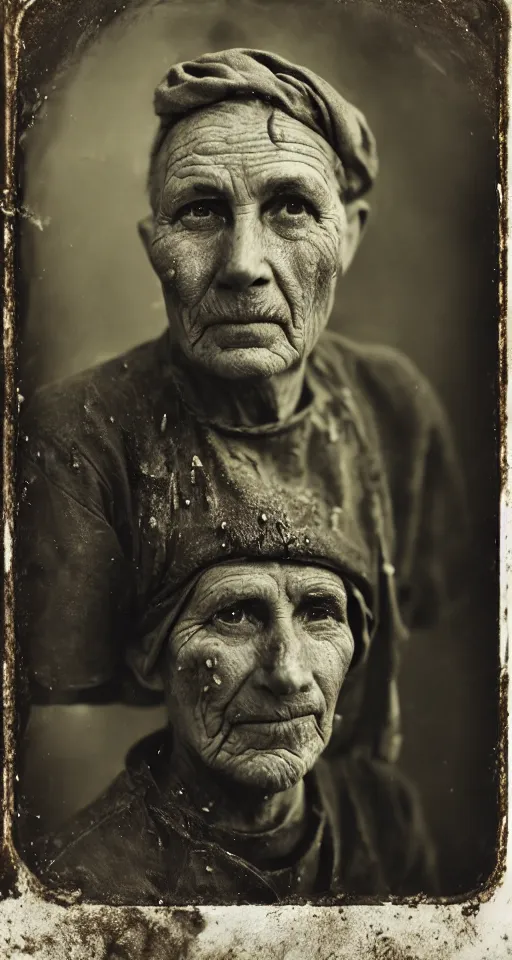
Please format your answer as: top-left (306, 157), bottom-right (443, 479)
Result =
top-left (211, 599), bottom-right (267, 630)
top-left (281, 198), bottom-right (307, 216)
top-left (270, 194), bottom-right (318, 222)
top-left (186, 201), bottom-right (217, 218)
top-left (214, 604), bottom-right (245, 625)
top-left (177, 199), bottom-right (227, 227)
top-left (299, 597), bottom-right (344, 624)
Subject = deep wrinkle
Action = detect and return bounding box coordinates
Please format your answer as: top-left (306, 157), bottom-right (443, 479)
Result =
top-left (141, 99), bottom-right (362, 425)
top-left (163, 562), bottom-right (354, 838)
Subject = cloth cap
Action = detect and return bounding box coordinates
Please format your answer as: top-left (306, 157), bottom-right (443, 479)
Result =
top-left (152, 48), bottom-right (378, 201)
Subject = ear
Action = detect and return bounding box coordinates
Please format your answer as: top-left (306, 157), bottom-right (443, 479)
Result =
top-left (138, 214), bottom-right (156, 263)
top-left (127, 643), bottom-right (166, 693)
top-left (140, 670), bottom-right (166, 693)
top-left (135, 664), bottom-right (166, 693)
top-left (339, 199), bottom-right (370, 274)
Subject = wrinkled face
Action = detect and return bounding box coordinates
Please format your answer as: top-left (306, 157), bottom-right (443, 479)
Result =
top-left (146, 100), bottom-right (358, 379)
top-left (165, 562), bottom-right (355, 793)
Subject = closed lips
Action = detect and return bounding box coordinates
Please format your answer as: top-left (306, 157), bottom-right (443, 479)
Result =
top-left (232, 710), bottom-right (317, 725)
top-left (204, 314), bottom-right (288, 327)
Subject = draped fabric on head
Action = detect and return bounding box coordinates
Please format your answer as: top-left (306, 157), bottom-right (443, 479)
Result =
top-left (127, 551), bottom-right (404, 764)
top-left (128, 560), bottom-right (380, 755)
top-left (151, 48), bottom-right (378, 202)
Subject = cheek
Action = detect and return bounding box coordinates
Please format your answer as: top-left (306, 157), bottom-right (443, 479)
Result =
top-left (151, 230), bottom-right (219, 307)
top-left (307, 226), bottom-right (341, 308)
top-left (312, 632), bottom-right (354, 713)
top-left (270, 226), bottom-right (340, 323)
top-left (169, 638), bottom-right (253, 740)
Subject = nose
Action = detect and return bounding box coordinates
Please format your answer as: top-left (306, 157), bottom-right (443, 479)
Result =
top-left (216, 213), bottom-right (272, 291)
top-left (254, 614), bottom-right (314, 698)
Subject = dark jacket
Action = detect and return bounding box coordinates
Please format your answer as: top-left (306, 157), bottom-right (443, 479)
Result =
top-left (16, 331), bottom-right (466, 755)
top-left (35, 730), bottom-right (437, 905)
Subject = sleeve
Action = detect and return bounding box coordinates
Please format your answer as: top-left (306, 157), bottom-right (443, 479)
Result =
top-left (356, 343), bottom-right (470, 631)
top-left (15, 399), bottom-right (136, 704)
top-left (353, 756), bottom-right (439, 896)
top-left (338, 753), bottom-right (438, 895)
top-left (398, 374), bottom-right (470, 630)
top-left (386, 765), bottom-right (439, 897)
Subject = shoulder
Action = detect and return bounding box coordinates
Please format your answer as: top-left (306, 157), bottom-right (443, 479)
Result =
top-left (318, 752), bottom-right (437, 894)
top-left (34, 771), bottom-right (167, 903)
top-left (342, 752), bottom-right (423, 812)
top-left (22, 334), bottom-right (169, 439)
top-left (314, 331), bottom-right (440, 425)
top-left (20, 334), bottom-right (176, 493)
top-left (322, 750), bottom-right (423, 818)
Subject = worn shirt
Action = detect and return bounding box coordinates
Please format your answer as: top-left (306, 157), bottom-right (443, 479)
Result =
top-left (16, 330), bottom-right (465, 730)
top-left (33, 729), bottom-right (437, 904)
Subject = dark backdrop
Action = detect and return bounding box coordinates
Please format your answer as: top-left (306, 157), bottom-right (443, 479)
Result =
top-left (16, 0), bottom-right (502, 895)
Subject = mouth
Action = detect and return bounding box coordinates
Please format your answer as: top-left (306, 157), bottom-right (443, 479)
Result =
top-left (204, 313), bottom-right (288, 330)
top-left (232, 711), bottom-right (317, 728)
top-left (230, 715), bottom-right (319, 743)
top-left (205, 321), bottom-right (289, 349)
top-left (204, 311), bottom-right (287, 323)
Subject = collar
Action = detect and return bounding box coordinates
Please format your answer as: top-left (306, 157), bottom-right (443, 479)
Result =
top-left (125, 729), bottom-right (338, 900)
top-left (163, 333), bottom-right (315, 436)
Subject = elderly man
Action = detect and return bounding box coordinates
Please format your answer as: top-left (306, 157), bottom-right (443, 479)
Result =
top-left (35, 560), bottom-right (436, 902)
top-left (17, 49), bottom-right (464, 895)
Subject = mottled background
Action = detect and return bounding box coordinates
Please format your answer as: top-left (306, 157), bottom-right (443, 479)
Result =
top-left (16, 0), bottom-right (501, 895)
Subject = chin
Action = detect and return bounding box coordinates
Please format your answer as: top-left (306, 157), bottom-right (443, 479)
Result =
top-left (201, 346), bottom-right (294, 381)
top-left (226, 747), bottom-right (319, 793)
top-left (187, 320), bottom-right (300, 379)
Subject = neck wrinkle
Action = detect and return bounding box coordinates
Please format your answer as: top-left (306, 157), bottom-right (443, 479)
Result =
top-left (166, 339), bottom-right (308, 429)
top-left (166, 740), bottom-right (306, 838)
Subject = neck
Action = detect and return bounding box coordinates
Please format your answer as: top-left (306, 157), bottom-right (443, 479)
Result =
top-left (167, 741), bottom-right (306, 836)
top-left (168, 343), bottom-right (308, 428)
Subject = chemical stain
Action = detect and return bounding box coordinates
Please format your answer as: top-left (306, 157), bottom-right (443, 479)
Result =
top-left (331, 506), bottom-right (343, 531)
top-left (327, 413), bottom-right (340, 443)
top-left (275, 518), bottom-right (297, 555)
top-left (190, 454), bottom-right (203, 486)
top-left (81, 907), bottom-right (205, 960)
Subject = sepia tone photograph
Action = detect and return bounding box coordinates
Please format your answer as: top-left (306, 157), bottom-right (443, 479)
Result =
top-left (0, 0), bottom-right (510, 955)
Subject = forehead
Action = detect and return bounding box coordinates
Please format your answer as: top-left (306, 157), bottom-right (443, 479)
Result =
top-left (188, 562), bottom-right (347, 609)
top-left (158, 100), bottom-right (342, 198)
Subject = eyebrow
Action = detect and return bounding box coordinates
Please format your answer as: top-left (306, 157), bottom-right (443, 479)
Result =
top-left (167, 174), bottom-right (330, 208)
top-left (185, 178), bottom-right (323, 200)
top-left (196, 575), bottom-right (276, 615)
top-left (302, 587), bottom-right (347, 604)
top-left (288, 580), bottom-right (348, 608)
top-left (192, 183), bottom-right (226, 197)
top-left (261, 175), bottom-right (328, 202)
top-left (162, 181), bottom-right (229, 210)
